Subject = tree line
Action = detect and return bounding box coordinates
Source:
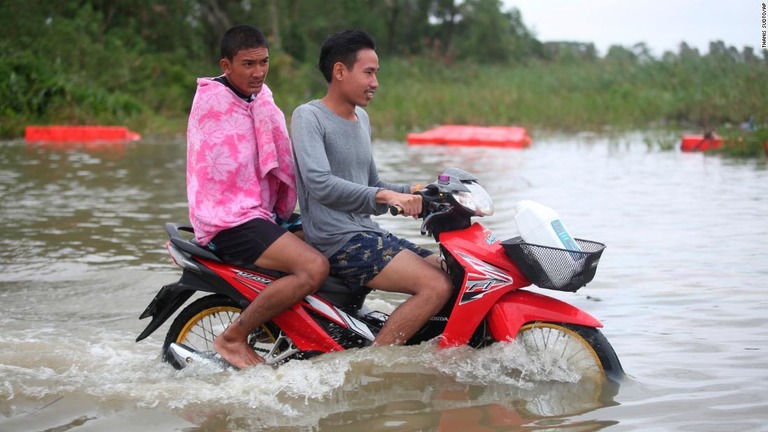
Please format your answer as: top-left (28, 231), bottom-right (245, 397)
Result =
top-left (1, 0), bottom-right (764, 139)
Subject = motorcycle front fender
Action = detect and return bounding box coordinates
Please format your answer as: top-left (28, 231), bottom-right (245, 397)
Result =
top-left (487, 290), bottom-right (602, 341)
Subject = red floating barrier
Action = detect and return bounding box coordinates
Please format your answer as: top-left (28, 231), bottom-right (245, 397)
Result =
top-left (680, 135), bottom-right (722, 152)
top-left (25, 125), bottom-right (141, 143)
top-left (407, 125), bottom-right (531, 148)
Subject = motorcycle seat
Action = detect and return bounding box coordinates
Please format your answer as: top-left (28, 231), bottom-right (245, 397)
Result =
top-left (166, 223), bottom-right (223, 263)
top-left (166, 223), bottom-right (284, 278)
top-left (316, 276), bottom-right (372, 311)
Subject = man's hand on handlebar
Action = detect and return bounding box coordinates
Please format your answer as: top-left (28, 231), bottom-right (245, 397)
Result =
top-left (376, 189), bottom-right (422, 217)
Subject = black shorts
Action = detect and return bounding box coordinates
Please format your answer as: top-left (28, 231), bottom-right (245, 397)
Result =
top-left (208, 218), bottom-right (286, 266)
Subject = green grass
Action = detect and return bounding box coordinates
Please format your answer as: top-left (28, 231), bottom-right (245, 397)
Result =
top-left (3, 51), bottom-right (767, 160)
top-left (717, 126), bottom-right (768, 158)
top-left (365, 58), bottom-right (767, 141)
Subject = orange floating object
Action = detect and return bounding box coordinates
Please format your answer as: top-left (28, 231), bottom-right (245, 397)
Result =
top-left (407, 125), bottom-right (531, 148)
top-left (25, 125), bottom-right (141, 143)
top-left (680, 135), bottom-right (722, 152)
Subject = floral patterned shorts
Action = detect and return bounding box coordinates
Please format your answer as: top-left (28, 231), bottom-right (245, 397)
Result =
top-left (329, 231), bottom-right (434, 289)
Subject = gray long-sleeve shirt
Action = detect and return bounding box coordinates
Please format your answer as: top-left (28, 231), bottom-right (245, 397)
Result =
top-left (290, 100), bottom-right (409, 257)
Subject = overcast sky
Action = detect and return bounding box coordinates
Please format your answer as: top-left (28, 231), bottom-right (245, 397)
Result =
top-left (505, 0), bottom-right (759, 56)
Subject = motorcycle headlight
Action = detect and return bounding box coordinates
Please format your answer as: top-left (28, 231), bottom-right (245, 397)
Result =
top-left (451, 182), bottom-right (494, 216)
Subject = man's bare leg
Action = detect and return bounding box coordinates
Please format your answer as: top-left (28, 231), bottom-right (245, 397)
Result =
top-left (213, 233), bottom-right (328, 368)
top-left (213, 274), bottom-right (311, 367)
top-left (366, 250), bottom-right (452, 346)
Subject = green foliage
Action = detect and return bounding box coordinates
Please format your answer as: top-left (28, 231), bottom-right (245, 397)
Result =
top-left (0, 0), bottom-right (205, 136)
top-left (373, 56), bottom-right (767, 139)
top-left (641, 130), bottom-right (681, 151)
top-left (0, 0), bottom-right (766, 161)
top-left (718, 126), bottom-right (768, 158)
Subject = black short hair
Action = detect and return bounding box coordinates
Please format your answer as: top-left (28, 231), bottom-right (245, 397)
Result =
top-left (318, 30), bottom-right (376, 83)
top-left (220, 25), bottom-right (269, 60)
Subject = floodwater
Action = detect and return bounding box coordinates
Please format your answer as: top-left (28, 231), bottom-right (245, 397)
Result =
top-left (1, 133), bottom-right (767, 431)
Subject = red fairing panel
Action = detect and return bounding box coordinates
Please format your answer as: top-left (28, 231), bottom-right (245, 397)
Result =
top-left (487, 290), bottom-right (603, 341)
top-left (439, 224), bottom-right (528, 347)
top-left (271, 306), bottom-right (345, 352)
top-left (199, 259), bottom-right (345, 353)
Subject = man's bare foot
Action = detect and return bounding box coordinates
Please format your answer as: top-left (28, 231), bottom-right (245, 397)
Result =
top-left (213, 334), bottom-right (265, 369)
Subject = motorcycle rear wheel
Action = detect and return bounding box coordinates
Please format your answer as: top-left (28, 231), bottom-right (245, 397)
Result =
top-left (162, 294), bottom-right (285, 369)
top-left (516, 322), bottom-right (624, 382)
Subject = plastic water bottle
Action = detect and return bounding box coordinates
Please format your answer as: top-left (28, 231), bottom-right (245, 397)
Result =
top-left (513, 200), bottom-right (582, 287)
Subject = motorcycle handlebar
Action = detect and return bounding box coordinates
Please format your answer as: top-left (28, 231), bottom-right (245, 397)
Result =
top-left (389, 205), bottom-right (404, 216)
top-left (389, 188), bottom-right (429, 217)
top-left (388, 187), bottom-right (457, 237)
top-left (388, 188), bottom-right (443, 218)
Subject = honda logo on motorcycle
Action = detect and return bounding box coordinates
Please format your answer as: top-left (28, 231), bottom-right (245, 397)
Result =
top-left (233, 270), bottom-right (272, 294)
top-left (456, 252), bottom-right (514, 304)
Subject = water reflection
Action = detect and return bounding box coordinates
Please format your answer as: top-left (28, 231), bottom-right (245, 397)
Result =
top-left (1, 137), bottom-right (189, 278)
top-left (2, 134), bottom-right (767, 431)
top-left (174, 346), bottom-right (620, 431)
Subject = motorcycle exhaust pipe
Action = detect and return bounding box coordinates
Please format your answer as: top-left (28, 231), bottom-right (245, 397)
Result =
top-left (167, 342), bottom-right (298, 370)
top-left (167, 343), bottom-right (234, 371)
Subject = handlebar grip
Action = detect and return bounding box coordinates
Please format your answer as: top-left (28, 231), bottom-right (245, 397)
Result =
top-left (389, 205), bottom-right (403, 216)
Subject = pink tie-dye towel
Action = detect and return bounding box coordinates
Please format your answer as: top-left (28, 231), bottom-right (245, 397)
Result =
top-left (186, 78), bottom-right (296, 245)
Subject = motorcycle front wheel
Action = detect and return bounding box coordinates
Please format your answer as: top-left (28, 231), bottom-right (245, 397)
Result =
top-left (516, 322), bottom-right (624, 382)
top-left (162, 294), bottom-right (287, 369)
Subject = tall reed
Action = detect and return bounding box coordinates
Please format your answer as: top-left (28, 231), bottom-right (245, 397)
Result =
top-left (357, 57), bottom-right (767, 140)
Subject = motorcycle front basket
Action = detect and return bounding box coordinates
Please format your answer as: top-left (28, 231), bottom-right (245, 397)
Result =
top-left (501, 237), bottom-right (606, 292)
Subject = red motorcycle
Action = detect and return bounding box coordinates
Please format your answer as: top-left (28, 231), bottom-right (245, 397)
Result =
top-left (136, 168), bottom-right (624, 381)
